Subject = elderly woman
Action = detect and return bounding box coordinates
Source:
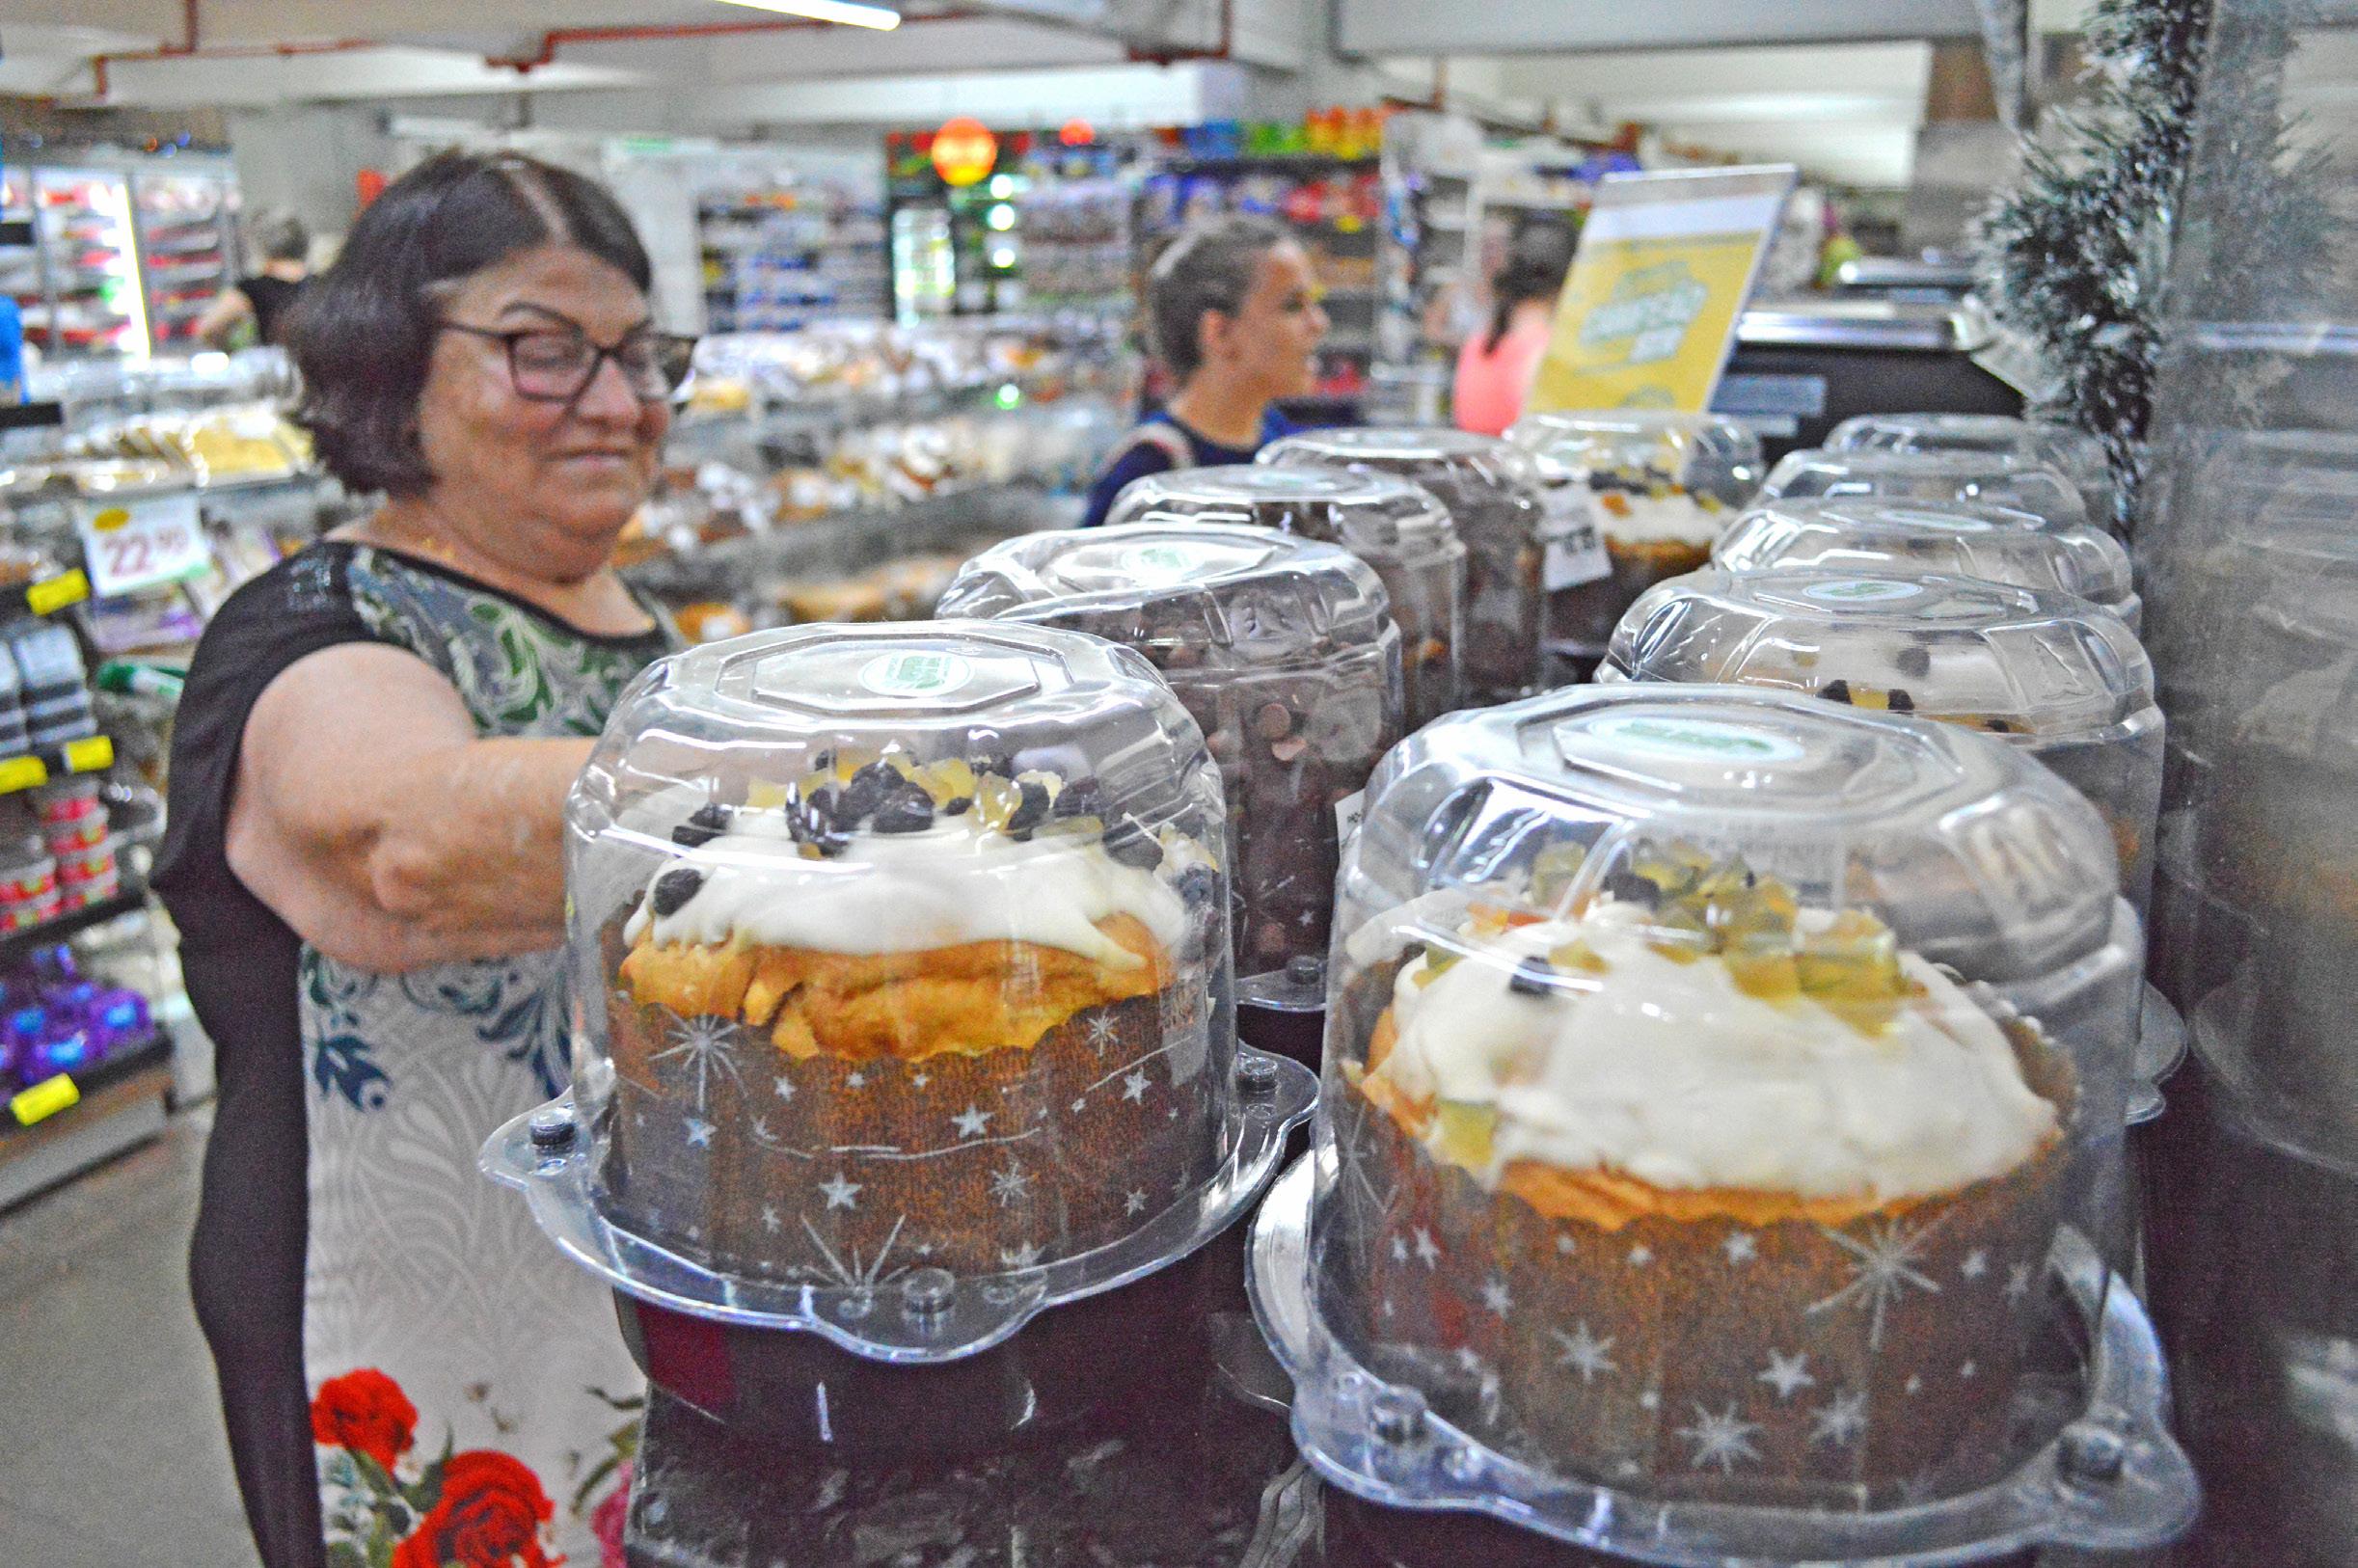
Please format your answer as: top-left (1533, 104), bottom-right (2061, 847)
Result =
top-left (153, 152), bottom-right (688, 1568)
top-left (1078, 215), bottom-right (1329, 526)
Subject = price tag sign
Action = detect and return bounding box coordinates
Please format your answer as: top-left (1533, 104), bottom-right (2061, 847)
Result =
top-left (24, 570), bottom-right (90, 616)
top-left (11, 1073), bottom-right (79, 1127)
top-left (75, 491), bottom-right (213, 599)
top-left (1541, 488), bottom-right (1612, 590)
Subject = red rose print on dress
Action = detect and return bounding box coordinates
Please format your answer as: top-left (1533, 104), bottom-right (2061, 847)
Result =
top-left (392, 1449), bottom-right (562, 1568)
top-left (310, 1367), bottom-right (420, 1473)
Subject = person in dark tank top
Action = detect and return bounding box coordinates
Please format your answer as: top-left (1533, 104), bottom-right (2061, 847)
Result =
top-left (198, 209), bottom-right (312, 349)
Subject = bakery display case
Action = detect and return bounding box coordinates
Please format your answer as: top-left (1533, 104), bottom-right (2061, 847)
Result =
top-left (1713, 497), bottom-right (2142, 631)
top-left (1250, 684), bottom-right (2190, 1564)
top-left (1758, 448), bottom-right (2090, 530)
top-left (937, 524), bottom-right (1403, 1014)
top-left (1504, 410), bottom-right (1764, 672)
top-left (1825, 413), bottom-right (2119, 535)
top-left (1102, 465), bottom-right (1466, 732)
top-left (1260, 427), bottom-right (1556, 705)
top-left (485, 622), bottom-right (1315, 1375)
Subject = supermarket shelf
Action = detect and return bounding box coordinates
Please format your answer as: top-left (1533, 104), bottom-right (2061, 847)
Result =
top-left (1162, 153), bottom-right (1379, 175)
top-left (0, 220), bottom-right (32, 247)
top-left (0, 886), bottom-right (148, 965)
top-left (0, 1033), bottom-right (172, 1211)
top-left (0, 402), bottom-right (66, 433)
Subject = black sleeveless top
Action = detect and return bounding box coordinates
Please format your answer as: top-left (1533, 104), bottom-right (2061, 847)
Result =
top-left (241, 275), bottom-right (305, 345)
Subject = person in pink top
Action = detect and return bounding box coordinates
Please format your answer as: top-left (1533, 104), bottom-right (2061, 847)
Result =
top-left (1452, 220), bottom-right (1575, 437)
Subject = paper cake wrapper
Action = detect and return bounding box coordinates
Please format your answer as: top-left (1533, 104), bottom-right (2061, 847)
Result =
top-left (1318, 963), bottom-right (2078, 1511)
top-left (596, 924), bottom-right (1220, 1286)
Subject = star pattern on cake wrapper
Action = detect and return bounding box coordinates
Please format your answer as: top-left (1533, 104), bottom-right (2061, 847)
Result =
top-left (1122, 1068), bottom-right (1152, 1103)
top-left (683, 1117), bottom-right (715, 1149)
top-left (951, 1105), bottom-right (993, 1140)
top-left (1960, 1247), bottom-right (1990, 1281)
top-left (760, 1205), bottom-right (782, 1234)
top-left (1677, 1403), bottom-right (1763, 1473)
top-left (1412, 1228), bottom-right (1441, 1268)
top-left (653, 1014), bottom-right (745, 1111)
top-left (1086, 1014), bottom-right (1121, 1054)
top-left (1480, 1276), bottom-right (1512, 1317)
top-left (844, 1069), bottom-right (866, 1089)
top-left (1807, 1216), bottom-right (1943, 1351)
top-left (772, 1074), bottom-right (796, 1102)
top-left (1125, 1188), bottom-right (1148, 1215)
top-left (1001, 1239), bottom-right (1043, 1269)
top-left (2006, 1260), bottom-right (2034, 1303)
top-left (989, 1162), bottom-right (1034, 1208)
top-left (1551, 1321), bottom-right (1617, 1383)
top-left (818, 1173), bottom-right (862, 1210)
top-left (1758, 1349), bottom-right (1815, 1400)
top-left (1721, 1231), bottom-right (1758, 1265)
top-left (1809, 1388), bottom-right (1869, 1449)
top-left (1390, 1235), bottom-right (1410, 1264)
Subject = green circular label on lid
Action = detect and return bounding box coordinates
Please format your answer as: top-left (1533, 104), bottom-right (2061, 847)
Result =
top-left (1123, 542), bottom-right (1215, 583)
top-left (1584, 714), bottom-right (1806, 764)
top-left (858, 650), bottom-right (973, 699)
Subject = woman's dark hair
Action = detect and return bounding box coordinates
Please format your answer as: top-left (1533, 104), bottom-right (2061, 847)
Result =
top-left (1144, 215), bottom-right (1288, 382)
top-left (289, 150), bottom-right (653, 498)
top-left (1482, 219), bottom-right (1577, 355)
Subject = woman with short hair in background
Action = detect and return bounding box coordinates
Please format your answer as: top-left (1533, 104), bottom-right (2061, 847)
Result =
top-left (155, 151), bottom-right (691, 1568)
top-left (1079, 214), bottom-right (1330, 526)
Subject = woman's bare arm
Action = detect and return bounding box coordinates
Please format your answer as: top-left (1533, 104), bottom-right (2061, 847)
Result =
top-left (194, 286), bottom-right (256, 351)
top-left (225, 641), bottom-right (597, 973)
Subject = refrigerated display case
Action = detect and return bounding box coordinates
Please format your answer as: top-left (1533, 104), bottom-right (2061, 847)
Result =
top-left (29, 170), bottom-right (148, 362)
top-left (0, 172), bottom-right (45, 358)
top-left (132, 171), bottom-right (238, 353)
top-left (698, 183), bottom-right (887, 335)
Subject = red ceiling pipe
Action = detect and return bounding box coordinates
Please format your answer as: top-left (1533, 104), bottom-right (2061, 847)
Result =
top-left (86, 38), bottom-right (379, 102)
top-left (490, 8), bottom-right (982, 73)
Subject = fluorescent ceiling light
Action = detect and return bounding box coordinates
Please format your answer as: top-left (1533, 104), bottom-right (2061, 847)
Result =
top-left (714, 0), bottom-right (902, 30)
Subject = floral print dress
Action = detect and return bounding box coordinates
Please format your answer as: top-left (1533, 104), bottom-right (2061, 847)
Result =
top-left (292, 547), bottom-right (670, 1567)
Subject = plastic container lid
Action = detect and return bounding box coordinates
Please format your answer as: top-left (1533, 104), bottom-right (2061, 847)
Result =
top-left (1101, 465), bottom-right (1467, 731)
top-left (1251, 683), bottom-right (2171, 1562)
top-left (1606, 570), bottom-right (2155, 738)
top-left (1759, 448), bottom-right (2091, 530)
top-left (1714, 498), bottom-right (2141, 629)
top-left (1826, 413), bottom-right (2116, 527)
top-left (1259, 427), bottom-right (1555, 703)
top-left (493, 621), bottom-right (1315, 1362)
top-left (1507, 409), bottom-right (1764, 511)
top-left (937, 524), bottom-right (1403, 1003)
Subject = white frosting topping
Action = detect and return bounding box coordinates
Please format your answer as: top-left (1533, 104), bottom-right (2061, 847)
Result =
top-left (1595, 488), bottom-right (1726, 547)
top-left (625, 814), bottom-right (1188, 968)
top-left (1366, 903), bottom-right (2056, 1202)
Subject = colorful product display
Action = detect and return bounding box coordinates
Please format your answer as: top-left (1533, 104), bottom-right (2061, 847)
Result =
top-left (0, 944), bottom-right (152, 1091)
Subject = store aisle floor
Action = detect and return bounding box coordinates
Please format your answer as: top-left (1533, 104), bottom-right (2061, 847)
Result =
top-left (0, 1105), bottom-right (260, 1568)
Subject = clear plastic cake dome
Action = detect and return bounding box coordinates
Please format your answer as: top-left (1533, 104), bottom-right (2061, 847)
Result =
top-left (935, 523), bottom-right (1403, 1011)
top-left (1759, 447), bottom-right (2092, 532)
top-left (1713, 497), bottom-right (2142, 631)
top-left (1248, 685), bottom-right (2192, 1564)
top-left (483, 622), bottom-right (1315, 1361)
top-left (1103, 464), bottom-right (1467, 732)
top-left (1506, 411), bottom-right (1766, 661)
top-left (1258, 426), bottom-right (1557, 705)
top-left (1601, 568), bottom-right (2163, 926)
top-left (1826, 413), bottom-right (2118, 533)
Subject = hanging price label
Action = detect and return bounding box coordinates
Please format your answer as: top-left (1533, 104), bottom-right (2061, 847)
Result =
top-left (11, 1073), bottom-right (79, 1127)
top-left (1540, 487), bottom-right (1613, 590)
top-left (74, 492), bottom-right (213, 599)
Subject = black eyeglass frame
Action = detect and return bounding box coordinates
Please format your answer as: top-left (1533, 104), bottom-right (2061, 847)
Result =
top-left (437, 318), bottom-right (698, 405)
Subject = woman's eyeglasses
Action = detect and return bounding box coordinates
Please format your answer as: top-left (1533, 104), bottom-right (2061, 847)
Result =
top-left (439, 321), bottom-right (697, 404)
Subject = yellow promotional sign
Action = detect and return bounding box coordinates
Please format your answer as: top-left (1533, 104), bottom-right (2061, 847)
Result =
top-left (1527, 166), bottom-right (1796, 417)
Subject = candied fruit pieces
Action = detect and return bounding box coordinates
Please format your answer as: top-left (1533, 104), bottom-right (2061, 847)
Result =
top-left (1432, 1100), bottom-right (1497, 1169)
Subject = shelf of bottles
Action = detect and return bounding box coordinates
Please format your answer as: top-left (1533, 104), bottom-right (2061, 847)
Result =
top-left (696, 184), bottom-right (889, 335)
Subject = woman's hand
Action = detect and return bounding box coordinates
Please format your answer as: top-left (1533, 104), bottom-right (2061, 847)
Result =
top-left (226, 641), bottom-right (594, 973)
